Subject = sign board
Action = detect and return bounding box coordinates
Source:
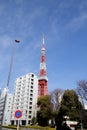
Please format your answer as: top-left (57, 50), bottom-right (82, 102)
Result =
top-left (14, 110), bottom-right (22, 119)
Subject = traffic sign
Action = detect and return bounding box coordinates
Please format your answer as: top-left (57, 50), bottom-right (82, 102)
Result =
top-left (14, 110), bottom-right (22, 118)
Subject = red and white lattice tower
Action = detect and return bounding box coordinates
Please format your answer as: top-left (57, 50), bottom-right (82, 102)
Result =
top-left (38, 36), bottom-right (48, 96)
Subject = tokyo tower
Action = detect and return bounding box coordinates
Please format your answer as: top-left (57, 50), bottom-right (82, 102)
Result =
top-left (38, 36), bottom-right (48, 96)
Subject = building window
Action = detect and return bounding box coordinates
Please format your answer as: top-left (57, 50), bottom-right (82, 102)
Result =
top-left (29, 106), bottom-right (32, 109)
top-left (30, 98), bottom-right (32, 101)
top-left (30, 102), bottom-right (32, 105)
top-left (28, 115), bottom-right (31, 118)
top-left (30, 94), bottom-right (33, 96)
top-left (32, 74), bottom-right (34, 77)
top-left (28, 120), bottom-right (30, 124)
top-left (29, 111), bottom-right (32, 114)
top-left (31, 82), bottom-right (33, 85)
top-left (30, 90), bottom-right (33, 93)
top-left (31, 86), bottom-right (33, 89)
top-left (31, 79), bottom-right (34, 81)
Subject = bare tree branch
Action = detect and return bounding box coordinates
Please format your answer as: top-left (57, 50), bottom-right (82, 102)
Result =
top-left (50, 89), bottom-right (63, 111)
top-left (77, 80), bottom-right (87, 106)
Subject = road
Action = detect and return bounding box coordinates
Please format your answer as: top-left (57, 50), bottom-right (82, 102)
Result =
top-left (2, 128), bottom-right (15, 130)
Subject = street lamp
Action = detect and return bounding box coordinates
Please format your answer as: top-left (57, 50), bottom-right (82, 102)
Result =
top-left (7, 39), bottom-right (20, 88)
top-left (0, 88), bottom-right (1, 97)
top-left (0, 40), bottom-right (20, 130)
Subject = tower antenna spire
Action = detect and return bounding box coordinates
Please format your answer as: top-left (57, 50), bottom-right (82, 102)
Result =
top-left (42, 34), bottom-right (44, 44)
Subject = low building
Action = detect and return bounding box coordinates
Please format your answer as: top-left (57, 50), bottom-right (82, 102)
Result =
top-left (3, 93), bottom-right (13, 125)
top-left (0, 87), bottom-right (13, 125)
top-left (84, 104), bottom-right (87, 110)
top-left (66, 121), bottom-right (78, 130)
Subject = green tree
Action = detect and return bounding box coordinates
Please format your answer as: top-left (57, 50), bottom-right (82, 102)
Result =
top-left (31, 116), bottom-right (37, 125)
top-left (55, 90), bottom-right (83, 130)
top-left (61, 90), bottom-right (82, 120)
top-left (37, 95), bottom-right (53, 126)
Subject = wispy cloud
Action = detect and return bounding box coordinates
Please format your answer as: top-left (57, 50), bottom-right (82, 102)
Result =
top-left (0, 35), bottom-right (12, 48)
top-left (65, 13), bottom-right (87, 32)
top-left (47, 1), bottom-right (87, 36)
top-left (0, 53), bottom-right (9, 79)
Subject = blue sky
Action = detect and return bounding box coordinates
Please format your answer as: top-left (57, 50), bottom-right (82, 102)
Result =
top-left (0, 0), bottom-right (87, 93)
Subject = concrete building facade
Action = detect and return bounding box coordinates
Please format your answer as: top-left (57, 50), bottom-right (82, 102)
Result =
top-left (11, 73), bottom-right (38, 126)
top-left (3, 93), bottom-right (13, 125)
top-left (0, 87), bottom-right (13, 126)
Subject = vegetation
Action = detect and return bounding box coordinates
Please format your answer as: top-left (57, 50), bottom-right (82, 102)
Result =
top-left (3, 125), bottom-right (56, 130)
top-left (37, 95), bottom-right (53, 126)
top-left (31, 116), bottom-right (37, 125)
top-left (76, 80), bottom-right (87, 128)
top-left (21, 125), bottom-right (55, 129)
top-left (3, 125), bottom-right (17, 129)
top-left (3, 125), bottom-right (87, 130)
top-left (77, 80), bottom-right (87, 102)
top-left (50, 89), bottom-right (63, 127)
top-left (55, 90), bottom-right (83, 130)
top-left (50, 89), bottom-right (63, 112)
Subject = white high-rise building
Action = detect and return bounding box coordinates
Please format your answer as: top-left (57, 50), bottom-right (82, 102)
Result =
top-left (11, 73), bottom-right (38, 126)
